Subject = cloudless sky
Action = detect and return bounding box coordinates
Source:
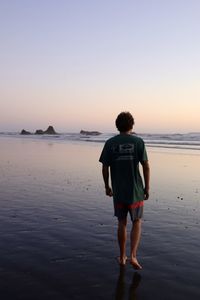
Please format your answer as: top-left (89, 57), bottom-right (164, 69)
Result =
top-left (0, 0), bottom-right (200, 133)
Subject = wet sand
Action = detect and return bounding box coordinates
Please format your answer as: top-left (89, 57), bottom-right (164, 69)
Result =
top-left (0, 136), bottom-right (200, 299)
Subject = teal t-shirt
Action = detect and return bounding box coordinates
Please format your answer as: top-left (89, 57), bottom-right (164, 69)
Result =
top-left (99, 134), bottom-right (148, 204)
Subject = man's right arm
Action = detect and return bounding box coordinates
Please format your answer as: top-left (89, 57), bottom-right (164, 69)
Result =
top-left (102, 165), bottom-right (113, 197)
top-left (141, 160), bottom-right (150, 200)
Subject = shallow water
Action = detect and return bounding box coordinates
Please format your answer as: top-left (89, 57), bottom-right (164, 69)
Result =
top-left (0, 137), bottom-right (200, 299)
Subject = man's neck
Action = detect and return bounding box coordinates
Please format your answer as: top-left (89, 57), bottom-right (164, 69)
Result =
top-left (119, 130), bottom-right (132, 135)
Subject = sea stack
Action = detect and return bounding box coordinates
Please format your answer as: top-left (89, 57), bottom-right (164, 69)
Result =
top-left (44, 126), bottom-right (57, 134)
top-left (21, 126), bottom-right (58, 135)
top-left (35, 129), bottom-right (44, 135)
top-left (20, 129), bottom-right (31, 135)
top-left (80, 130), bottom-right (101, 136)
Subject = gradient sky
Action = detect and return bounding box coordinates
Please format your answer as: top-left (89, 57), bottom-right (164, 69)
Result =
top-left (0, 0), bottom-right (200, 133)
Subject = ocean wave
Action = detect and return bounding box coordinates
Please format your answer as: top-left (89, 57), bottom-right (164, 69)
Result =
top-left (0, 132), bottom-right (200, 150)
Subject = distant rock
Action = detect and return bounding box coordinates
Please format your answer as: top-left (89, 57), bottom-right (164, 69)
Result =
top-left (80, 130), bottom-right (101, 136)
top-left (35, 126), bottom-right (57, 135)
top-left (44, 126), bottom-right (57, 134)
top-left (35, 129), bottom-right (44, 135)
top-left (21, 126), bottom-right (58, 135)
top-left (20, 129), bottom-right (31, 135)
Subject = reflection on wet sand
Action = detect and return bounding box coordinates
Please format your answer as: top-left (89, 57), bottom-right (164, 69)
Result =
top-left (115, 267), bottom-right (142, 300)
top-left (0, 137), bottom-right (200, 299)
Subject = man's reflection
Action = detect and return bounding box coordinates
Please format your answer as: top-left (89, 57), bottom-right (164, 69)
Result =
top-left (129, 272), bottom-right (142, 300)
top-left (115, 267), bottom-right (142, 300)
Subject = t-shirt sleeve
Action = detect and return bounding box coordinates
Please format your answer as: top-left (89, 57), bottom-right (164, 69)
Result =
top-left (99, 141), bottom-right (111, 166)
top-left (139, 139), bottom-right (148, 163)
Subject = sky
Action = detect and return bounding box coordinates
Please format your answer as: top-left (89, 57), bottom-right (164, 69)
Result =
top-left (0, 0), bottom-right (200, 133)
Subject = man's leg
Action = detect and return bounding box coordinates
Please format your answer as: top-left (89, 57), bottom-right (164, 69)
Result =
top-left (117, 218), bottom-right (127, 265)
top-left (130, 219), bottom-right (142, 269)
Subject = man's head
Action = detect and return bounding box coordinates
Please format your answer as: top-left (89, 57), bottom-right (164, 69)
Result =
top-left (115, 111), bottom-right (134, 132)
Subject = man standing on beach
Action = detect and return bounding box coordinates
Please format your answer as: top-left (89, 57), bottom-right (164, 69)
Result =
top-left (99, 112), bottom-right (150, 269)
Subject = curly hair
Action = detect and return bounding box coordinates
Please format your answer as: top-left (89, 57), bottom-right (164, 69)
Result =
top-left (115, 111), bottom-right (134, 132)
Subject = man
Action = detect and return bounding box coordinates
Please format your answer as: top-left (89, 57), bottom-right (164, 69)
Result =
top-left (99, 112), bottom-right (150, 269)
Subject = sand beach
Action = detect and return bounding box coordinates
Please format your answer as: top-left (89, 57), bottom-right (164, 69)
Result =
top-left (0, 136), bottom-right (200, 299)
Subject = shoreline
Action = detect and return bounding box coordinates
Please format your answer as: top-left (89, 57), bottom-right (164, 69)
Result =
top-left (1, 134), bottom-right (200, 153)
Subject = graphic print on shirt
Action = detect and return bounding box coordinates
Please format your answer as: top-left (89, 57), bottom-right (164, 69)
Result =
top-left (112, 143), bottom-right (135, 161)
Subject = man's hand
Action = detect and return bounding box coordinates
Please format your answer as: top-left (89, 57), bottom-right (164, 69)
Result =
top-left (105, 186), bottom-right (113, 197)
top-left (144, 188), bottom-right (149, 200)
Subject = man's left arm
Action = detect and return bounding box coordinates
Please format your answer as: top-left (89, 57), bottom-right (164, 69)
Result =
top-left (141, 160), bottom-right (150, 200)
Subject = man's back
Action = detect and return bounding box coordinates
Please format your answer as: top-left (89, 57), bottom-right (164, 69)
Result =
top-left (99, 134), bottom-right (148, 204)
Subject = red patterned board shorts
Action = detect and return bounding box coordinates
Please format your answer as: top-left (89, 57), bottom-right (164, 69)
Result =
top-left (114, 201), bottom-right (144, 221)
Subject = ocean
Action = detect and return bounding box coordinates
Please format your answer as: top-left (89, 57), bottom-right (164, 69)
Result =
top-left (1, 131), bottom-right (200, 150)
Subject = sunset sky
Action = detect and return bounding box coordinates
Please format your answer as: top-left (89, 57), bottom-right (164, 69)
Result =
top-left (0, 0), bottom-right (200, 133)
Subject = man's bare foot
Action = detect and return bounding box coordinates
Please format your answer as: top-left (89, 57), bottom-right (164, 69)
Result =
top-left (130, 257), bottom-right (142, 270)
top-left (117, 256), bottom-right (128, 266)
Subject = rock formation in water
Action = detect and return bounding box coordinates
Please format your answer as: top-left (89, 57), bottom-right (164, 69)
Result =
top-left (44, 126), bottom-right (57, 134)
top-left (21, 126), bottom-right (58, 135)
top-left (20, 129), bottom-right (31, 135)
top-left (80, 130), bottom-right (101, 136)
top-left (35, 129), bottom-right (44, 135)
top-left (35, 126), bottom-right (57, 134)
